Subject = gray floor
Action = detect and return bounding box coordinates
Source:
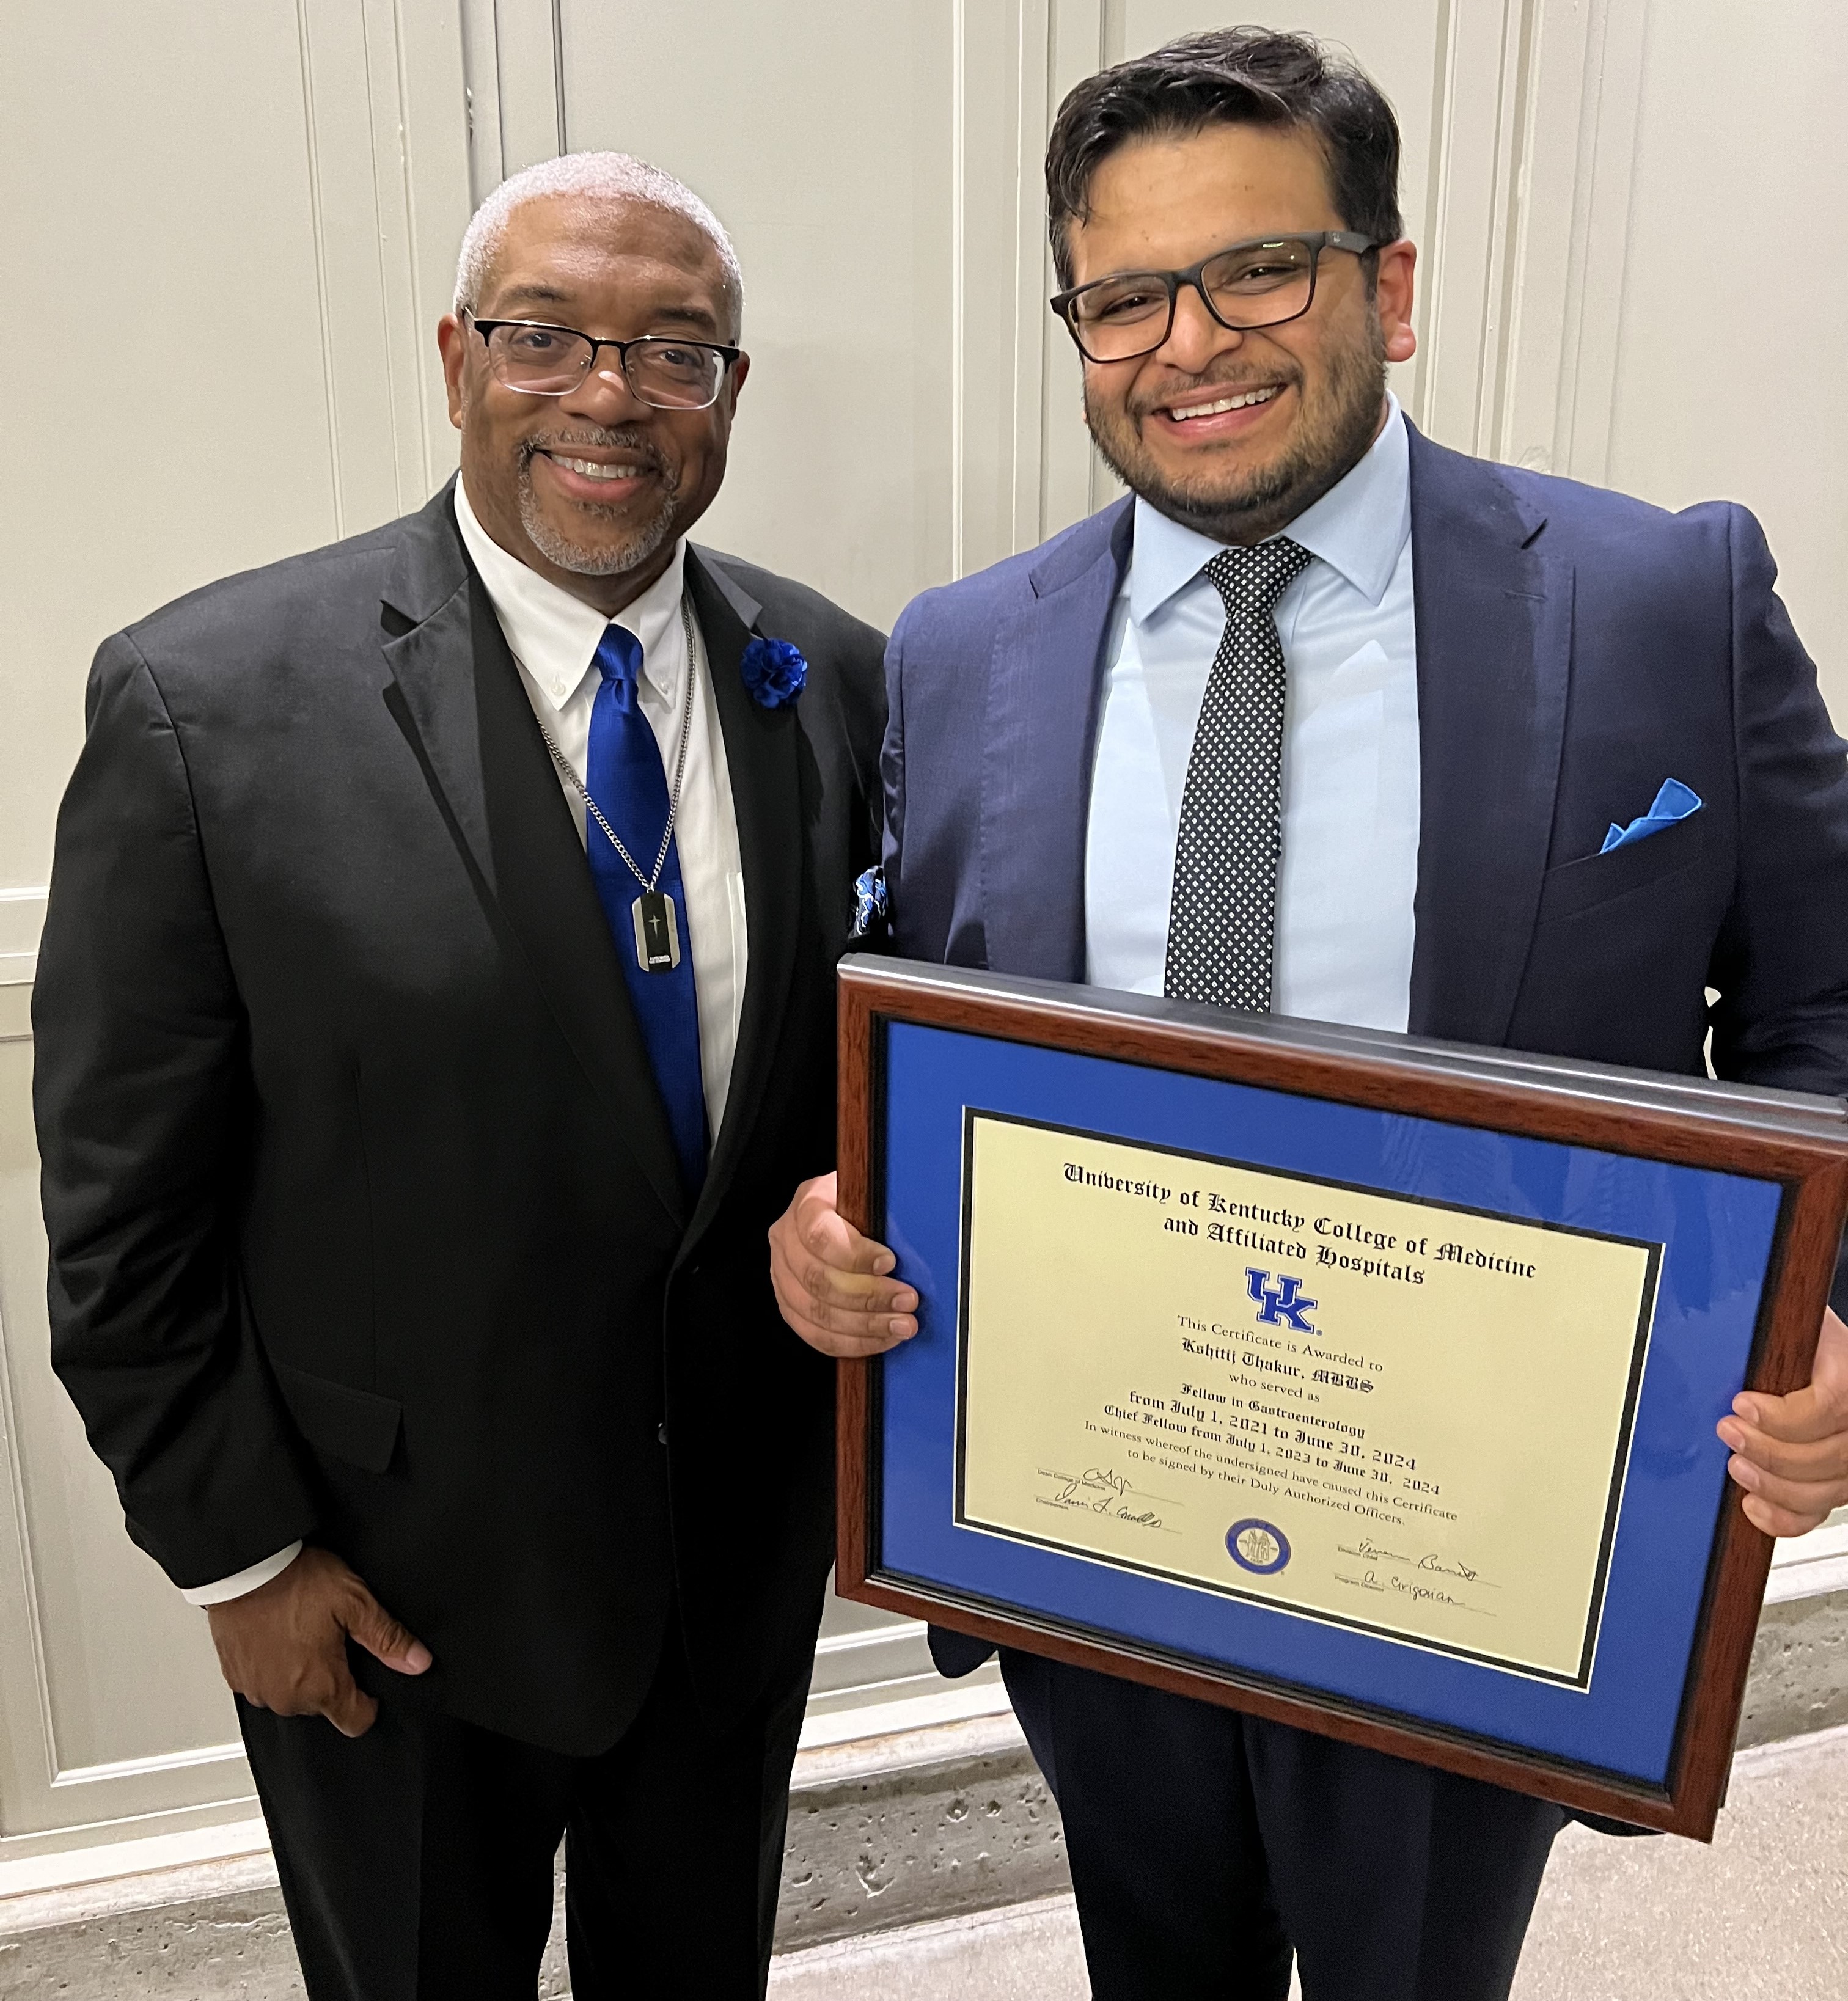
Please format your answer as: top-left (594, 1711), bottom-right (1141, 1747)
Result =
top-left (767, 1724), bottom-right (1848, 2000)
top-left (3, 1719), bottom-right (1840, 1999)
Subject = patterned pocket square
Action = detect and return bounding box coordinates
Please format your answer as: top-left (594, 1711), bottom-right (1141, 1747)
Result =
top-left (849, 865), bottom-right (889, 943)
top-left (1601, 778), bottom-right (1702, 855)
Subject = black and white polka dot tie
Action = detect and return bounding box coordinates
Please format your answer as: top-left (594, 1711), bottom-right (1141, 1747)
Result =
top-left (1164, 538), bottom-right (1313, 1011)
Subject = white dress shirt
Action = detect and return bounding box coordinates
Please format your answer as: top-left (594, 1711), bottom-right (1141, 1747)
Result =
top-left (1084, 396), bottom-right (1419, 1031)
top-left (452, 477), bottom-right (749, 1131)
top-left (184, 479), bottom-right (749, 1608)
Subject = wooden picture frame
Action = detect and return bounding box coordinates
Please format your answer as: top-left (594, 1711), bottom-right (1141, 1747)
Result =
top-left (835, 956), bottom-right (1848, 1840)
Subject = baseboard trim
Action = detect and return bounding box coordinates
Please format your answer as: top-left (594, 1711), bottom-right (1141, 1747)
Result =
top-left (2, 1587), bottom-right (1843, 1997)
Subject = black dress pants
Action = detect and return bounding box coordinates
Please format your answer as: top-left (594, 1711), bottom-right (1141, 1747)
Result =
top-left (1003, 1650), bottom-right (1566, 2001)
top-left (239, 1623), bottom-right (812, 2001)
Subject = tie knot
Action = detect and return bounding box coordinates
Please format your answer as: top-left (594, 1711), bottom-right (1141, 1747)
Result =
top-left (1204, 537), bottom-right (1313, 615)
top-left (593, 623), bottom-right (644, 689)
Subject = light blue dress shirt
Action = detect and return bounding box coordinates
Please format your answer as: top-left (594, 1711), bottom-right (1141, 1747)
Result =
top-left (1084, 398), bottom-right (1420, 1033)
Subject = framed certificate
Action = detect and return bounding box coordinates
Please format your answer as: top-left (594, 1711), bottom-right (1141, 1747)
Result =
top-left (834, 956), bottom-right (1848, 1840)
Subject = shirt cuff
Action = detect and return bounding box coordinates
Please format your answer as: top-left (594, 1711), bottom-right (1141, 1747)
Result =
top-left (181, 1542), bottom-right (304, 1607)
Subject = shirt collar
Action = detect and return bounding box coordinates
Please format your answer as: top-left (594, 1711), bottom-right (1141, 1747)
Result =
top-left (452, 475), bottom-right (688, 712)
top-left (1126, 392), bottom-right (1411, 625)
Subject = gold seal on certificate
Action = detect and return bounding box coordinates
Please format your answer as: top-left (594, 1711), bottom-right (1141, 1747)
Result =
top-left (956, 1114), bottom-right (1659, 1685)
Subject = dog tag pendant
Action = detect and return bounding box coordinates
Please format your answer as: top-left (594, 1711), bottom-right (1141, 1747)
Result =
top-left (631, 891), bottom-right (682, 973)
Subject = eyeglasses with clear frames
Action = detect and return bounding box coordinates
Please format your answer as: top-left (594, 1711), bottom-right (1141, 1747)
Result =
top-left (466, 313), bottom-right (742, 409)
top-left (1051, 230), bottom-right (1378, 364)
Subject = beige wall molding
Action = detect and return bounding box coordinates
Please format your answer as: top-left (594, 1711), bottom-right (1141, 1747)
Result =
top-left (0, 891), bottom-right (45, 990)
top-left (295, 0), bottom-right (472, 529)
top-left (47, 1742), bottom-right (248, 1793)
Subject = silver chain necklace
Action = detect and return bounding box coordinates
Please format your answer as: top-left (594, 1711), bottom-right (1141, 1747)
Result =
top-left (537, 595), bottom-right (698, 972)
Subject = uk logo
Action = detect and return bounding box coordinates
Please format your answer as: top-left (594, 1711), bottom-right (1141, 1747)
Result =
top-left (1246, 1268), bottom-right (1318, 1333)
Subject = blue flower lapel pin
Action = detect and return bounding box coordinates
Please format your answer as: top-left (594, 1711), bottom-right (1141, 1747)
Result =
top-left (740, 635), bottom-right (808, 709)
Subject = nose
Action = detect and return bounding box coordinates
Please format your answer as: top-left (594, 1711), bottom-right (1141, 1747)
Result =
top-left (561, 352), bottom-right (651, 425)
top-left (1158, 282), bottom-right (1245, 374)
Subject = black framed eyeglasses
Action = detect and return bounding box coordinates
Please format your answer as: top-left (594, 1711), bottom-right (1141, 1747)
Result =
top-left (466, 313), bottom-right (742, 409)
top-left (1051, 230), bottom-right (1378, 363)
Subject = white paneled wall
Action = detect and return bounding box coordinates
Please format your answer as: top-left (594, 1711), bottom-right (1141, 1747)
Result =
top-left (1604, 1), bottom-right (1848, 664)
top-left (1, 0), bottom-right (1844, 1880)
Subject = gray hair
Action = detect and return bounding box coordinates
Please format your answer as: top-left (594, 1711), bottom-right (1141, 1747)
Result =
top-left (453, 151), bottom-right (744, 335)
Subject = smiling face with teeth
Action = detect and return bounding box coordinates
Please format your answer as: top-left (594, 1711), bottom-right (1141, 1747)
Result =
top-left (1066, 122), bottom-right (1417, 546)
top-left (438, 194), bottom-right (749, 615)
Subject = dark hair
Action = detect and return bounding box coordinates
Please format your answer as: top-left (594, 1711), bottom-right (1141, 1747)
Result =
top-left (1046, 27), bottom-right (1403, 287)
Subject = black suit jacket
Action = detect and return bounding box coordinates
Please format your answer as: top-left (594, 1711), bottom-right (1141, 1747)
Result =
top-left (34, 483), bottom-right (885, 1754)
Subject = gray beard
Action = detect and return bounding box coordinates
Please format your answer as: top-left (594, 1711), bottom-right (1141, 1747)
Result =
top-left (515, 467), bottom-right (677, 577)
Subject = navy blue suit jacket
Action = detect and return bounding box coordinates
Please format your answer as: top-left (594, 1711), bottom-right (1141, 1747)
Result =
top-left (881, 424), bottom-right (1848, 1678)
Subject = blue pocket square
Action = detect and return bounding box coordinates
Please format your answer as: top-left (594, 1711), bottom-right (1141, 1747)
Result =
top-left (1600, 779), bottom-right (1702, 855)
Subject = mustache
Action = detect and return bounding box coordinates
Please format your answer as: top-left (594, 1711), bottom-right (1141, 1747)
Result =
top-left (518, 427), bottom-right (672, 477)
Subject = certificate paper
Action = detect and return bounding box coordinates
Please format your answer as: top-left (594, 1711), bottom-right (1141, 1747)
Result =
top-left (956, 1111), bottom-right (1660, 1685)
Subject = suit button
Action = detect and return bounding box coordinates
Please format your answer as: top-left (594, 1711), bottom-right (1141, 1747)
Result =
top-left (657, 1422), bottom-right (668, 1446)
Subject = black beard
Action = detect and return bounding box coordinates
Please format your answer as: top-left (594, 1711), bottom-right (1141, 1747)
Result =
top-left (1088, 321), bottom-right (1388, 546)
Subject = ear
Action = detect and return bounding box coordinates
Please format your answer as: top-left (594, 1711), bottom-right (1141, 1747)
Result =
top-left (1375, 240), bottom-right (1418, 365)
top-left (436, 313), bottom-right (469, 431)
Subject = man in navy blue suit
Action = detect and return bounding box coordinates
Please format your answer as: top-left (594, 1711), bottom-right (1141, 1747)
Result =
top-left (770, 27), bottom-right (1848, 1999)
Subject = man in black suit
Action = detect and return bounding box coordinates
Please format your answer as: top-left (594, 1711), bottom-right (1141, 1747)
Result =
top-left (34, 151), bottom-right (883, 1998)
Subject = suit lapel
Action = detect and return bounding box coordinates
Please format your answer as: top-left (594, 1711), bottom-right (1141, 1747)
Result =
top-left (380, 486), bottom-right (687, 1229)
top-left (981, 499), bottom-right (1134, 980)
top-left (683, 549), bottom-right (801, 1232)
top-left (1406, 428), bottom-right (1572, 1046)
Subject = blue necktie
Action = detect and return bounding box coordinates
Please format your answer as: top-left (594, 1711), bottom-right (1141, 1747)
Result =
top-left (584, 623), bottom-right (708, 1194)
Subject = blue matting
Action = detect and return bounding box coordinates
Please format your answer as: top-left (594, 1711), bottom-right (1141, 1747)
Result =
top-left (876, 1023), bottom-right (1781, 1785)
